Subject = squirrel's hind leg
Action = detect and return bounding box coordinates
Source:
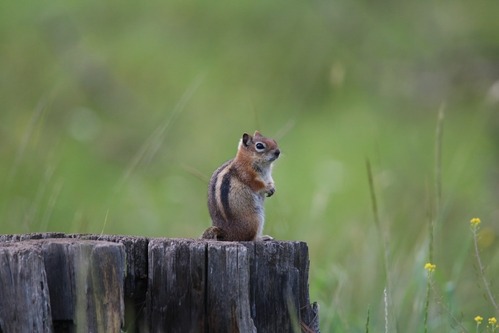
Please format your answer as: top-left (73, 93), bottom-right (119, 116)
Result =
top-left (201, 226), bottom-right (227, 241)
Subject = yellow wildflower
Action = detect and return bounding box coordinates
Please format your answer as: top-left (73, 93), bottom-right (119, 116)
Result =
top-left (489, 317), bottom-right (497, 325)
top-left (475, 315), bottom-right (483, 324)
top-left (424, 263), bottom-right (436, 272)
top-left (470, 217), bottom-right (481, 227)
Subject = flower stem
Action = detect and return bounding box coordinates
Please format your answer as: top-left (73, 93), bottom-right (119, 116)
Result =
top-left (473, 228), bottom-right (499, 314)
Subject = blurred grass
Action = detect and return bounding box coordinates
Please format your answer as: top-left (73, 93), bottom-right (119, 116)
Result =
top-left (2, 0), bottom-right (499, 331)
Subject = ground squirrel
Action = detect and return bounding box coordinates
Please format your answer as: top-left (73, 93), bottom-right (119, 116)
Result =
top-left (201, 131), bottom-right (280, 241)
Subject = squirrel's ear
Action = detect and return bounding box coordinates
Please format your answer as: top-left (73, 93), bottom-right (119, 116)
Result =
top-left (253, 130), bottom-right (261, 137)
top-left (242, 133), bottom-right (252, 147)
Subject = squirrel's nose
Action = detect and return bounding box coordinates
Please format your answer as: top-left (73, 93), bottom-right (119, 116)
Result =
top-left (274, 149), bottom-right (281, 158)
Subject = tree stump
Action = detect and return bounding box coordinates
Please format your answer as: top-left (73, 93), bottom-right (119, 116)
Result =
top-left (0, 234), bottom-right (319, 333)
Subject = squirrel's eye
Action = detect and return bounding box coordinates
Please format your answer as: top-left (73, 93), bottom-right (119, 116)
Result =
top-left (255, 142), bottom-right (266, 151)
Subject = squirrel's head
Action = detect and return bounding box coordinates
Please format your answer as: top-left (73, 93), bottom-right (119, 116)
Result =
top-left (238, 131), bottom-right (280, 164)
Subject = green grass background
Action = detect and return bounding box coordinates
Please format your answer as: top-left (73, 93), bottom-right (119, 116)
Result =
top-left (2, 0), bottom-right (499, 331)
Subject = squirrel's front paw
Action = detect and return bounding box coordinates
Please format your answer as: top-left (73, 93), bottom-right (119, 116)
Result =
top-left (266, 186), bottom-right (275, 197)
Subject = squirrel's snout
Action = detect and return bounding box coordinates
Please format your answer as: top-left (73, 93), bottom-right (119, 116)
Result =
top-left (274, 149), bottom-right (281, 158)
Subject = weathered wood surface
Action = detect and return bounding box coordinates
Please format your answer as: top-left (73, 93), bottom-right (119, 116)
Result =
top-left (0, 242), bottom-right (53, 332)
top-left (0, 233), bottom-right (319, 333)
top-left (0, 237), bottom-right (125, 333)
